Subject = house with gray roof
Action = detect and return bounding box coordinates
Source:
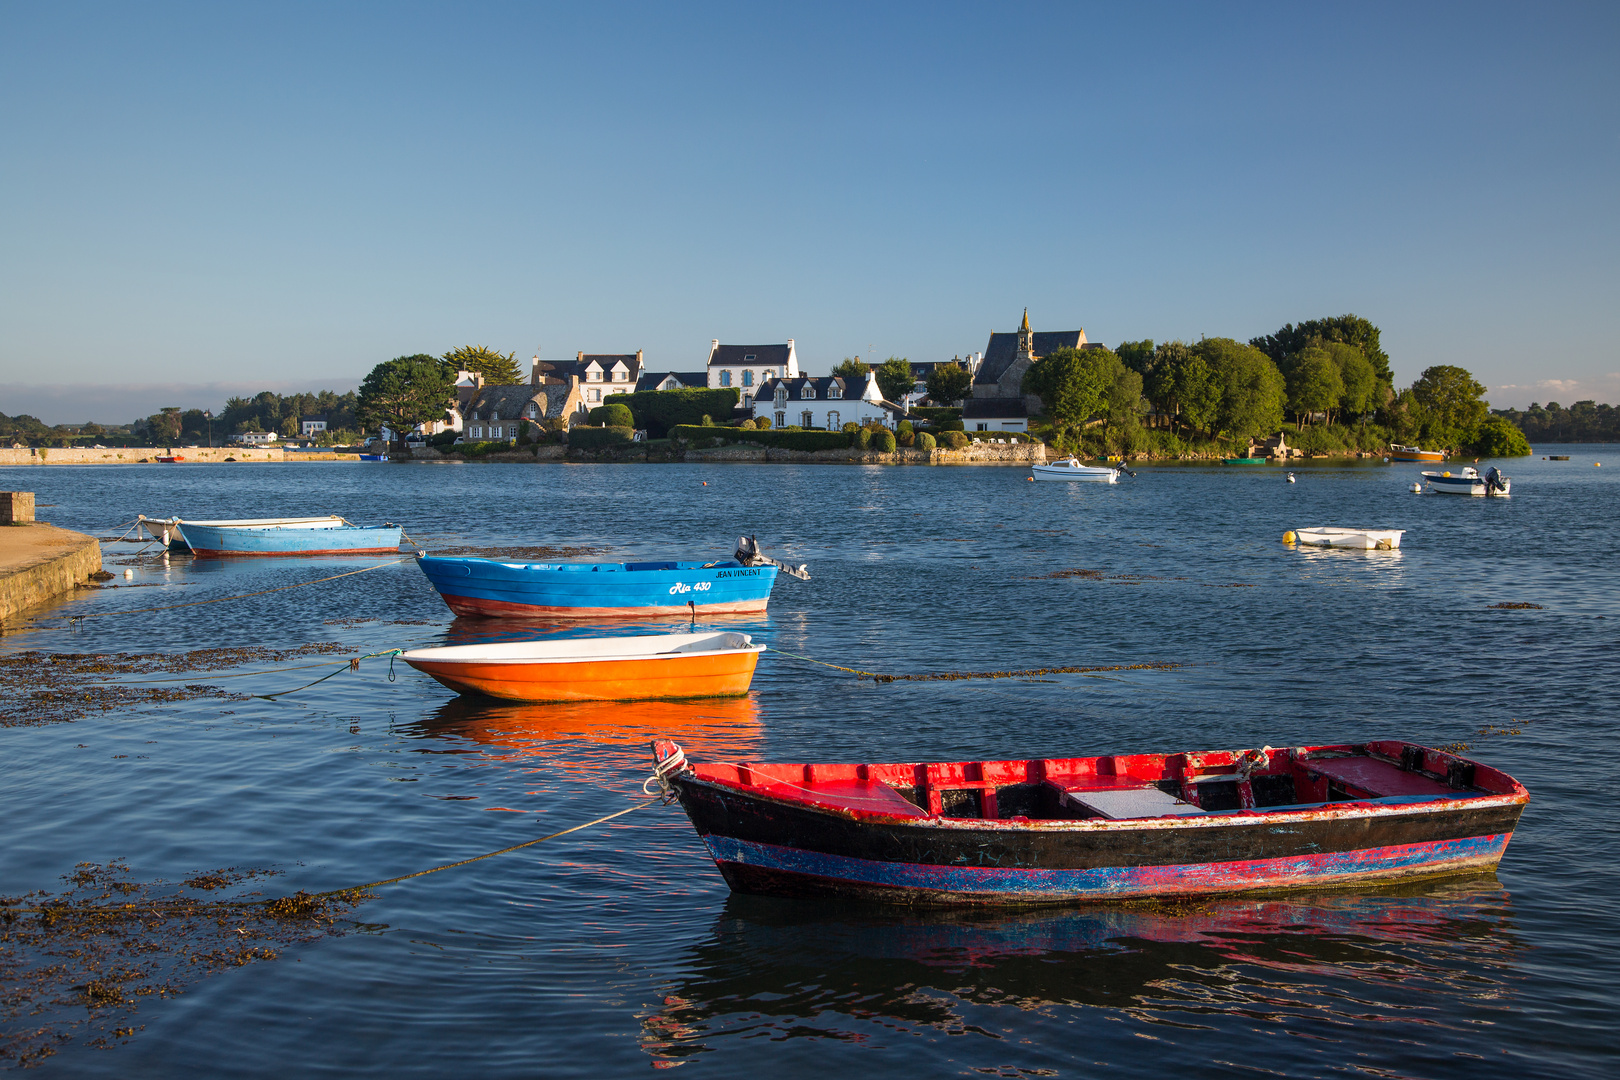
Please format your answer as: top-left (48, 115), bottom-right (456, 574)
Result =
top-left (461, 375), bottom-right (584, 443)
top-left (972, 308), bottom-right (1104, 419)
top-left (636, 371), bottom-right (708, 392)
top-left (753, 372), bottom-right (902, 430)
top-left (705, 340), bottom-right (801, 408)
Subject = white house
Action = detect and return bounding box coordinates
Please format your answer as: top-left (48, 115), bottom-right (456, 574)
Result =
top-left (232, 431), bottom-right (279, 445)
top-left (752, 372), bottom-right (902, 430)
top-left (300, 417), bottom-right (328, 437)
top-left (706, 341), bottom-right (801, 410)
top-left (960, 398), bottom-right (1029, 433)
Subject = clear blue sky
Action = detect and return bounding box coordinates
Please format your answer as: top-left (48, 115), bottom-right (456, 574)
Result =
top-left (2, 1), bottom-right (1616, 424)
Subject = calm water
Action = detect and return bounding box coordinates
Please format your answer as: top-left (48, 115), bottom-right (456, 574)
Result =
top-left (2, 452), bottom-right (1617, 1077)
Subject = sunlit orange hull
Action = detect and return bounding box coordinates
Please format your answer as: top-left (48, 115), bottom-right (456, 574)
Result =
top-left (405, 649), bottom-right (762, 702)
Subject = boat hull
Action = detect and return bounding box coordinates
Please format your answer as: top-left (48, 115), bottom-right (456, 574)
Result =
top-left (1031, 466), bottom-right (1117, 482)
top-left (178, 523), bottom-right (402, 556)
top-left (416, 556), bottom-right (779, 619)
top-left (1425, 475), bottom-right (1510, 496)
top-left (672, 778), bottom-right (1520, 905)
top-left (404, 647), bottom-right (761, 702)
top-left (1390, 446), bottom-right (1445, 462)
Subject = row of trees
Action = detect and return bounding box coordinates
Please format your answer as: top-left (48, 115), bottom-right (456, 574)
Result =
top-left (1493, 400), bottom-right (1619, 443)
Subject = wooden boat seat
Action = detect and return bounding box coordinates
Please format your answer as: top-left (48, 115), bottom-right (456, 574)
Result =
top-left (1301, 756), bottom-right (1457, 797)
top-left (1054, 783), bottom-right (1206, 819)
top-left (757, 779), bottom-right (934, 819)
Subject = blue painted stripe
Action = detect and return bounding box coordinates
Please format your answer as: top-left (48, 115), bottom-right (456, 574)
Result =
top-left (416, 557), bottom-right (777, 612)
top-left (703, 833), bottom-right (1509, 899)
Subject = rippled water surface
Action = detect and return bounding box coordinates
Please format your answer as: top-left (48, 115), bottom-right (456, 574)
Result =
top-left (3, 452), bottom-right (1616, 1077)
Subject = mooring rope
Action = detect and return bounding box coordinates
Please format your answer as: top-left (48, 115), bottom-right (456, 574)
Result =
top-left (0, 797), bottom-right (655, 918)
top-left (764, 646), bottom-right (1178, 683)
top-left (45, 558), bottom-right (410, 624)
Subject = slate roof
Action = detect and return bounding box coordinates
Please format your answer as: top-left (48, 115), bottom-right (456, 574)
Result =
top-left (961, 397), bottom-right (1028, 419)
top-left (709, 343), bottom-right (793, 369)
top-left (757, 375), bottom-right (856, 401)
top-left (581, 353), bottom-right (642, 381)
top-left (635, 371), bottom-right (708, 392)
top-left (974, 330), bottom-right (1087, 386)
top-left (534, 359), bottom-right (583, 384)
top-left (467, 384), bottom-right (564, 422)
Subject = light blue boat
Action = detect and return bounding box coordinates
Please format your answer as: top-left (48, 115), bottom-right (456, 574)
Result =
top-left (415, 537), bottom-right (808, 619)
top-left (178, 520), bottom-right (403, 557)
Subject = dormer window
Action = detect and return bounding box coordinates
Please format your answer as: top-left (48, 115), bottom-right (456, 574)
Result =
top-left (470, 409), bottom-right (479, 421)
top-left (774, 387), bottom-right (787, 406)
top-left (802, 385), bottom-right (816, 400)
top-left (744, 354), bottom-right (756, 361)
top-left (526, 403), bottom-right (538, 418)
top-left (613, 369), bottom-right (626, 382)
top-left (828, 385), bottom-right (842, 400)
top-left (587, 369), bottom-right (602, 382)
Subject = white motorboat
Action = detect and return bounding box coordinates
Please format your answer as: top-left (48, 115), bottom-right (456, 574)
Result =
top-left (1287, 527), bottom-right (1405, 550)
top-left (1031, 457), bottom-right (1119, 483)
top-left (1422, 466), bottom-right (1511, 497)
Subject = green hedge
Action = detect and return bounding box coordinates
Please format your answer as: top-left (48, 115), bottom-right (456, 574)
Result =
top-left (669, 425), bottom-right (852, 452)
top-left (588, 403), bottom-right (634, 428)
top-left (568, 426), bottom-right (636, 449)
top-left (605, 388), bottom-right (740, 437)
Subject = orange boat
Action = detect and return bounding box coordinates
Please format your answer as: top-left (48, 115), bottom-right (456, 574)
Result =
top-left (1388, 444), bottom-right (1445, 463)
top-left (399, 631), bottom-right (765, 702)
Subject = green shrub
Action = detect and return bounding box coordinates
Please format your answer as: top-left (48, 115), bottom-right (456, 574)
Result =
top-left (898, 430), bottom-right (914, 447)
top-left (873, 428), bottom-right (897, 452)
top-left (896, 419), bottom-right (913, 437)
top-left (853, 427), bottom-right (872, 450)
top-left (588, 403), bottom-right (634, 428)
top-left (935, 419), bottom-right (966, 432)
top-left (842, 421), bottom-right (859, 432)
top-left (1469, 416), bottom-right (1532, 457)
top-left (916, 431), bottom-right (936, 451)
top-left (568, 426), bottom-right (636, 449)
top-left (604, 388), bottom-right (740, 438)
top-left (429, 430), bottom-right (459, 448)
top-left (754, 416), bottom-right (772, 430)
top-left (942, 430), bottom-right (968, 450)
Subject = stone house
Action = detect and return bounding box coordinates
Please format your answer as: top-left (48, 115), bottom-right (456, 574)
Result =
top-left (972, 309), bottom-right (1103, 418)
top-left (462, 373), bottom-right (584, 443)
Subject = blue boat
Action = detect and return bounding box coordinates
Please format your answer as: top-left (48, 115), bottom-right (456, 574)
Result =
top-left (415, 537), bottom-right (808, 619)
top-left (178, 520), bottom-right (403, 557)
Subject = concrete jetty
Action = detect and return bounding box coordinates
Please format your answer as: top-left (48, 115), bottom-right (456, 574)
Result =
top-left (0, 492), bottom-right (104, 624)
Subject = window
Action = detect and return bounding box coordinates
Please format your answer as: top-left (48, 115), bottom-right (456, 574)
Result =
top-left (470, 409), bottom-right (479, 421)
top-left (802, 385), bottom-right (816, 400)
top-left (613, 369), bottom-right (626, 381)
top-left (976, 423), bottom-right (988, 431)
top-left (801, 410), bottom-right (814, 428)
top-left (775, 411), bottom-right (786, 428)
top-left (744, 354), bottom-right (756, 361)
top-left (741, 370), bottom-right (753, 387)
top-left (587, 369), bottom-right (602, 382)
top-left (742, 393), bottom-right (753, 408)
top-left (720, 370), bottom-right (732, 387)
top-left (827, 410), bottom-right (839, 429)
top-left (828, 385), bottom-right (841, 400)
top-left (774, 387), bottom-right (787, 406)
top-left (526, 403), bottom-right (538, 418)
top-left (590, 388), bottom-right (601, 402)
top-left (471, 425), bottom-right (482, 438)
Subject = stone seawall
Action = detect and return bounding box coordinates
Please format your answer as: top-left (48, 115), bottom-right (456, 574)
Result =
top-left (0, 447), bottom-right (286, 465)
top-left (0, 524), bottom-right (103, 624)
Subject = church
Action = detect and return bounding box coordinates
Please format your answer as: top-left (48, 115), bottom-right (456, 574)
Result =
top-left (962, 310), bottom-right (1100, 432)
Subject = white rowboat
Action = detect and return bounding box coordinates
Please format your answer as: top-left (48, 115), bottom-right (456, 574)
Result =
top-left (1289, 528), bottom-right (1405, 550)
top-left (1422, 467), bottom-right (1511, 497)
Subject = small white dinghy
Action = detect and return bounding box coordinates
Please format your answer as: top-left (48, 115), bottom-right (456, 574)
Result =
top-left (1287, 527), bottom-right (1405, 550)
top-left (1031, 457), bottom-right (1119, 483)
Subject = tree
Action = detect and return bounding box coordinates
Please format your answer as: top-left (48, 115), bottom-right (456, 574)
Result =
top-left (1282, 348), bottom-right (1344, 427)
top-left (1410, 365), bottom-right (1489, 448)
top-left (1250, 315), bottom-right (1391, 388)
top-left (924, 362), bottom-right (973, 405)
top-left (1194, 338), bottom-right (1286, 440)
top-left (1327, 343), bottom-right (1377, 420)
top-left (875, 357), bottom-right (915, 403)
top-left (1470, 416), bottom-right (1531, 457)
top-left (831, 357), bottom-right (870, 379)
top-left (1114, 339), bottom-right (1156, 376)
top-left (1173, 353), bottom-right (1221, 436)
top-left (1021, 346), bottom-right (1110, 431)
top-left (146, 407), bottom-right (182, 445)
top-left (357, 355), bottom-right (456, 448)
top-left (443, 344), bottom-right (523, 385)
top-left (1099, 358), bottom-right (1145, 451)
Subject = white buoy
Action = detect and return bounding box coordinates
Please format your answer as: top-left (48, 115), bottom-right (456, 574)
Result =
top-left (123, 568), bottom-right (134, 578)
top-left (1410, 482), bottom-right (1423, 493)
top-left (1286, 472), bottom-right (1296, 483)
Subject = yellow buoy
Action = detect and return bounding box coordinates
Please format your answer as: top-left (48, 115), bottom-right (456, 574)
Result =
top-left (1442, 471), bottom-right (1452, 477)
top-left (1282, 530), bottom-right (1297, 544)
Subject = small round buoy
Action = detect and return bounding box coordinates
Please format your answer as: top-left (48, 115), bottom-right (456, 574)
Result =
top-left (1410, 482), bottom-right (1423, 493)
top-left (1027, 476), bottom-right (1034, 482)
top-left (123, 569), bottom-right (134, 578)
top-left (1282, 531), bottom-right (1297, 544)
top-left (702, 481), bottom-right (708, 485)
top-left (1596, 462), bottom-right (1602, 467)
top-left (1442, 471), bottom-right (1451, 477)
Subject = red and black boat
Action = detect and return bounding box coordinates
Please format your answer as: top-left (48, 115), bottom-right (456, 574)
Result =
top-left (649, 740), bottom-right (1528, 906)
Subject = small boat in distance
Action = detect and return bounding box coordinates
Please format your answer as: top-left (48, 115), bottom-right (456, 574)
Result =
top-left (650, 739), bottom-right (1528, 905)
top-left (1031, 457), bottom-right (1119, 483)
top-left (416, 536), bottom-right (809, 619)
top-left (1389, 444), bottom-right (1446, 463)
top-left (1222, 457), bottom-right (1266, 465)
top-left (401, 631), bottom-right (765, 702)
top-left (154, 454), bottom-right (184, 463)
top-left (358, 453), bottom-right (389, 462)
top-left (1286, 527), bottom-right (1404, 550)
top-left (1423, 466), bottom-right (1511, 497)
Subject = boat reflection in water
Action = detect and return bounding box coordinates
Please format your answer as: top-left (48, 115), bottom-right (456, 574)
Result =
top-left (406, 693), bottom-right (766, 764)
top-left (638, 878), bottom-right (1524, 1068)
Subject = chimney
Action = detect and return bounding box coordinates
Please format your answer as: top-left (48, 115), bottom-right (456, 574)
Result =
top-left (577, 351), bottom-right (584, 363)
top-left (531, 355), bottom-right (541, 386)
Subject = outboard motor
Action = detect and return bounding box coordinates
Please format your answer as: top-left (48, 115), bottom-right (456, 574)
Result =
top-left (1483, 466), bottom-right (1507, 495)
top-left (736, 535), bottom-right (811, 581)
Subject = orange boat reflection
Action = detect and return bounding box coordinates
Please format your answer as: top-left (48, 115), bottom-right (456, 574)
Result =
top-left (411, 693), bottom-right (766, 762)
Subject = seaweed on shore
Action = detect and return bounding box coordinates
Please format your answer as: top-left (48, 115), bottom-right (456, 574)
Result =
top-left (0, 861), bottom-right (373, 1067)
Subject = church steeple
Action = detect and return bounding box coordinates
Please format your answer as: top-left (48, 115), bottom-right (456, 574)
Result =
top-left (1020, 307), bottom-right (1030, 332)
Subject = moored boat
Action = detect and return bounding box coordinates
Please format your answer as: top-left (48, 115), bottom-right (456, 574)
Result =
top-left (177, 520), bottom-right (402, 556)
top-left (1030, 457), bottom-right (1119, 483)
top-left (401, 631), bottom-right (764, 702)
top-left (137, 514), bottom-right (350, 550)
top-left (415, 536), bottom-right (808, 619)
top-left (155, 454), bottom-right (184, 463)
top-left (650, 740), bottom-right (1527, 905)
top-left (1422, 466), bottom-right (1511, 497)
top-left (1222, 457), bottom-right (1266, 465)
top-left (1286, 527), bottom-right (1404, 550)
top-left (1389, 444), bottom-right (1446, 463)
